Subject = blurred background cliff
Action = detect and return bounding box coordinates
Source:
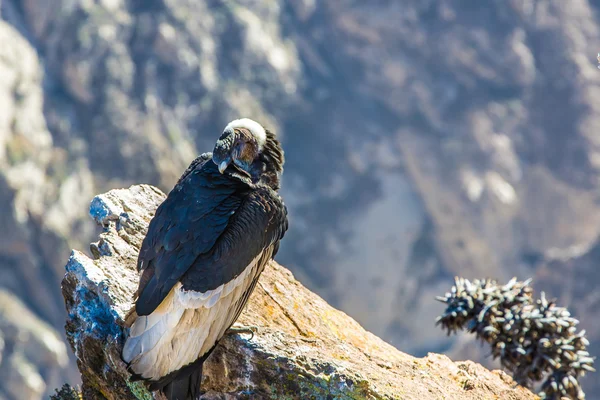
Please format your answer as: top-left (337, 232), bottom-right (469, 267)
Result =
top-left (0, 0), bottom-right (599, 398)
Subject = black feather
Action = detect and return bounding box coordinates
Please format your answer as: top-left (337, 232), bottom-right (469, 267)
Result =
top-left (126, 128), bottom-right (288, 397)
top-left (160, 364), bottom-right (203, 400)
top-left (134, 159), bottom-right (249, 315)
top-left (180, 188), bottom-right (287, 292)
top-left (135, 152), bottom-right (287, 316)
top-left (148, 346), bottom-right (214, 398)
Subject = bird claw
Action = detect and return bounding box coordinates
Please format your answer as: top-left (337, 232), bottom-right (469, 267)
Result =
top-left (226, 325), bottom-right (259, 340)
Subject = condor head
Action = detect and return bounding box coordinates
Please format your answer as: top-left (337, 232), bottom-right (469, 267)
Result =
top-left (212, 118), bottom-right (268, 176)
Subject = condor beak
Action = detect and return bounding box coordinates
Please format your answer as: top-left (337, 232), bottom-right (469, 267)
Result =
top-left (218, 160), bottom-right (230, 174)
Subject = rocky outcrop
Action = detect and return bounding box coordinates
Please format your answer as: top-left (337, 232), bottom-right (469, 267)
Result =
top-left (61, 184), bottom-right (537, 399)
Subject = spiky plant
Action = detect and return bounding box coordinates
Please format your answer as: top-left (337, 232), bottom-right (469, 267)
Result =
top-left (436, 277), bottom-right (595, 400)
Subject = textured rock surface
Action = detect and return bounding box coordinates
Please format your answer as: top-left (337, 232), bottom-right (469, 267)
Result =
top-left (1, 0), bottom-right (600, 398)
top-left (62, 184), bottom-right (537, 399)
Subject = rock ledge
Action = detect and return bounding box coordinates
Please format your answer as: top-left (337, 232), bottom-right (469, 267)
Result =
top-left (61, 184), bottom-right (537, 399)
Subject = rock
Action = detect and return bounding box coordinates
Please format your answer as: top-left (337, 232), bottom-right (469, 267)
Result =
top-left (61, 184), bottom-right (537, 399)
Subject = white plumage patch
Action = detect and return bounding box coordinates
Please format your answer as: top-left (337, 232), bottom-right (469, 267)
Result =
top-left (175, 262), bottom-right (256, 309)
top-left (224, 118), bottom-right (266, 150)
top-left (122, 253), bottom-right (263, 381)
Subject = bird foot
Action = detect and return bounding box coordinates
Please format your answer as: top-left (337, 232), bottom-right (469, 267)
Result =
top-left (226, 325), bottom-right (259, 340)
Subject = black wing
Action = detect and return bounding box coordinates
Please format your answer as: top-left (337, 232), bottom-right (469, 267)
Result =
top-left (179, 186), bottom-right (288, 292)
top-left (134, 156), bottom-right (287, 316)
top-left (175, 152), bottom-right (212, 185)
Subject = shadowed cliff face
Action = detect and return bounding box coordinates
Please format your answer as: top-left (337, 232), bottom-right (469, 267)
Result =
top-left (1, 0), bottom-right (599, 397)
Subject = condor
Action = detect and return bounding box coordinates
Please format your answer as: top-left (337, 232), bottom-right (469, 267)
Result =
top-left (122, 119), bottom-right (288, 400)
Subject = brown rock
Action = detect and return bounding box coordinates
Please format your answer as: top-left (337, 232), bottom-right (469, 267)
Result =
top-left (61, 184), bottom-right (537, 399)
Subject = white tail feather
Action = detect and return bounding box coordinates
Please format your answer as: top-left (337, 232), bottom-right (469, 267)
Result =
top-left (123, 254), bottom-right (263, 380)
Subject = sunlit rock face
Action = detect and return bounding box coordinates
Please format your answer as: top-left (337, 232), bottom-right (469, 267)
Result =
top-left (2, 0), bottom-right (600, 397)
top-left (60, 184), bottom-right (536, 400)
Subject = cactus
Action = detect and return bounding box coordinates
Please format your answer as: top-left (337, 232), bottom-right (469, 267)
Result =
top-left (436, 277), bottom-right (595, 400)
